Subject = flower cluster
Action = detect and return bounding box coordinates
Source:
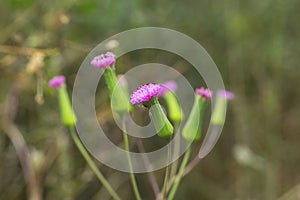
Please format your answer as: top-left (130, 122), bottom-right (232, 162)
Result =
top-left (91, 52), bottom-right (116, 68)
top-left (47, 50), bottom-right (235, 200)
top-left (48, 75), bottom-right (66, 88)
top-left (130, 83), bottom-right (161, 105)
top-left (195, 87), bottom-right (212, 100)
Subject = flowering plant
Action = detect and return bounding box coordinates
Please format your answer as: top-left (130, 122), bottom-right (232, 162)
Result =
top-left (48, 52), bottom-right (233, 200)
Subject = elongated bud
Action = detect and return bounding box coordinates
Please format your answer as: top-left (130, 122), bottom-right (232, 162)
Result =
top-left (49, 76), bottom-right (76, 127)
top-left (182, 87), bottom-right (211, 142)
top-left (58, 85), bottom-right (77, 127)
top-left (182, 95), bottom-right (204, 142)
top-left (163, 91), bottom-right (182, 123)
top-left (91, 52), bottom-right (131, 114)
top-left (158, 81), bottom-right (182, 123)
top-left (211, 90), bottom-right (234, 125)
top-left (103, 67), bottom-right (132, 114)
top-left (149, 97), bottom-right (174, 139)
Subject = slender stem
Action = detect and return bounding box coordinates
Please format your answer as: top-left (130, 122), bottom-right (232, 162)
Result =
top-left (166, 151), bottom-right (200, 193)
top-left (182, 155), bottom-right (200, 177)
top-left (68, 127), bottom-right (121, 200)
top-left (169, 158), bottom-right (178, 182)
top-left (161, 146), bottom-right (171, 200)
top-left (167, 147), bottom-right (191, 200)
top-left (122, 120), bottom-right (142, 200)
top-left (136, 138), bottom-right (160, 197)
top-left (169, 125), bottom-right (180, 183)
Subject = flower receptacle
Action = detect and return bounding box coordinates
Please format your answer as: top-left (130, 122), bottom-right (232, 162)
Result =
top-left (182, 95), bottom-right (205, 143)
top-left (58, 84), bottom-right (76, 127)
top-left (149, 98), bottom-right (174, 140)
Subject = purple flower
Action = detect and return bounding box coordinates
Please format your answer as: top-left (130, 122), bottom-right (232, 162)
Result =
top-left (157, 80), bottom-right (178, 97)
top-left (217, 90), bottom-right (234, 99)
top-left (91, 52), bottom-right (116, 68)
top-left (195, 87), bottom-right (212, 100)
top-left (48, 75), bottom-right (66, 88)
top-left (130, 83), bottom-right (161, 105)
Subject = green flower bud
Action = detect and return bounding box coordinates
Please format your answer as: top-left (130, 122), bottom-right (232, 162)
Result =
top-left (58, 84), bottom-right (76, 127)
top-left (182, 87), bottom-right (212, 142)
top-left (149, 97), bottom-right (174, 140)
top-left (182, 95), bottom-right (205, 142)
top-left (163, 91), bottom-right (183, 123)
top-left (211, 90), bottom-right (234, 125)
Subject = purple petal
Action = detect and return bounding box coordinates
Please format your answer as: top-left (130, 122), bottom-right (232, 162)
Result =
top-left (217, 90), bottom-right (234, 99)
top-left (157, 80), bottom-right (178, 97)
top-left (130, 83), bottom-right (161, 104)
top-left (48, 75), bottom-right (66, 88)
top-left (91, 52), bottom-right (116, 68)
top-left (195, 87), bottom-right (212, 100)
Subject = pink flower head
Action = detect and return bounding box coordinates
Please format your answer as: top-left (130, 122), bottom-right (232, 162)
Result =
top-left (48, 75), bottom-right (66, 88)
top-left (195, 87), bottom-right (212, 100)
top-left (91, 52), bottom-right (116, 68)
top-left (157, 80), bottom-right (178, 97)
top-left (217, 90), bottom-right (234, 99)
top-left (130, 83), bottom-right (161, 105)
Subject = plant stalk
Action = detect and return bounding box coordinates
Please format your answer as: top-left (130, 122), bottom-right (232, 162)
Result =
top-left (69, 127), bottom-right (121, 200)
top-left (167, 147), bottom-right (191, 200)
top-left (122, 120), bottom-right (142, 200)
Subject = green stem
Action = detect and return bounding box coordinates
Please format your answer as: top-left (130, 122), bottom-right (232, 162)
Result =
top-left (136, 138), bottom-right (160, 196)
top-left (161, 146), bottom-right (171, 200)
top-left (122, 120), bottom-right (142, 200)
top-left (68, 127), bottom-right (121, 200)
top-left (167, 147), bottom-right (191, 200)
top-left (169, 125), bottom-right (180, 184)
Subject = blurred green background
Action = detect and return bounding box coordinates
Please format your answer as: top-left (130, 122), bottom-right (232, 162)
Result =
top-left (1, 0), bottom-right (300, 199)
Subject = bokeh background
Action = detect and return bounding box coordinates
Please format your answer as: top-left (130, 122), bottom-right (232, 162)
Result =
top-left (1, 0), bottom-right (300, 199)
